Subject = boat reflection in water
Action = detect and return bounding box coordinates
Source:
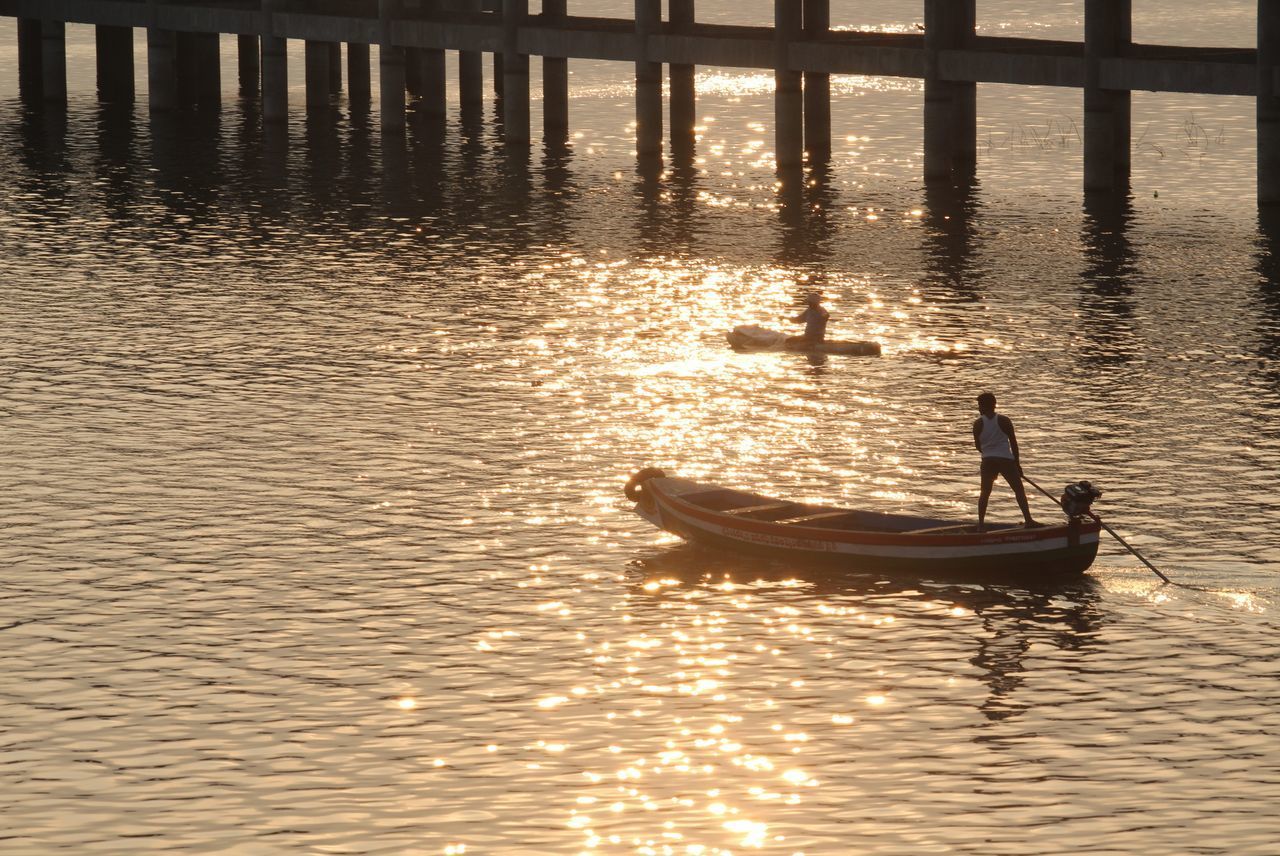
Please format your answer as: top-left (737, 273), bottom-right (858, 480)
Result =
top-left (549, 539), bottom-right (1120, 852)
top-left (628, 542), bottom-right (1106, 724)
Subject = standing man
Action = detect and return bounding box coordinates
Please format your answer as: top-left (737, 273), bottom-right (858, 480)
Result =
top-left (973, 391), bottom-right (1039, 532)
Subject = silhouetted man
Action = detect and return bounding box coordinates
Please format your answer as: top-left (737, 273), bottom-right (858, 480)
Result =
top-left (973, 391), bottom-right (1038, 532)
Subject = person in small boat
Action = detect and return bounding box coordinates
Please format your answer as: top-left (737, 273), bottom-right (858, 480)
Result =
top-left (785, 291), bottom-right (830, 348)
top-left (973, 391), bottom-right (1039, 533)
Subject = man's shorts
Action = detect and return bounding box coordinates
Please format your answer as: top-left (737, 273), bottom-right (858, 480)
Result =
top-left (980, 456), bottom-right (1021, 483)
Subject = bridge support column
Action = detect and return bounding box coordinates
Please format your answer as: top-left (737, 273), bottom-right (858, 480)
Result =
top-left (457, 0), bottom-right (484, 116)
top-left (802, 0), bottom-right (830, 161)
top-left (96, 26), bottom-right (134, 104)
top-left (1261, 1), bottom-right (1280, 204)
top-left (381, 45), bottom-right (407, 130)
top-left (954, 1), bottom-right (977, 172)
top-left (405, 48), bottom-right (423, 97)
top-left (923, 0), bottom-right (973, 182)
top-left (669, 0), bottom-right (696, 155)
top-left (18, 19), bottom-right (43, 102)
top-left (774, 0), bottom-right (803, 170)
top-left (502, 0), bottom-right (530, 144)
top-left (636, 0), bottom-right (663, 159)
top-left (543, 57), bottom-right (568, 140)
top-left (178, 32), bottom-right (221, 106)
top-left (1084, 0), bottom-right (1131, 192)
top-left (147, 28), bottom-right (178, 112)
top-left (422, 49), bottom-right (447, 117)
top-left (379, 0), bottom-right (406, 132)
top-left (238, 34), bottom-right (259, 96)
top-left (543, 0), bottom-right (568, 143)
top-left (306, 41), bottom-right (332, 111)
top-left (329, 42), bottom-right (343, 93)
top-left (41, 18), bottom-right (67, 103)
top-left (460, 50), bottom-right (483, 115)
top-left (261, 0), bottom-right (288, 123)
top-left (262, 35), bottom-right (288, 123)
top-left (348, 43), bottom-right (371, 106)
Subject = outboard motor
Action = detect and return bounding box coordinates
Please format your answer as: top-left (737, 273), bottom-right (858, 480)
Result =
top-left (1060, 480), bottom-right (1103, 518)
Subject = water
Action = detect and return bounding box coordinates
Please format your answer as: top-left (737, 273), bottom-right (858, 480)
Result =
top-left (2, 3), bottom-right (1280, 853)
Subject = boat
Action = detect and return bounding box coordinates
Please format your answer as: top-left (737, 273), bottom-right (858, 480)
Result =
top-left (726, 324), bottom-right (882, 356)
top-left (625, 467), bottom-right (1103, 579)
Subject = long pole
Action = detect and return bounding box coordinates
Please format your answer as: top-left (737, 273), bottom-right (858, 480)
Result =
top-left (1022, 474), bottom-right (1172, 584)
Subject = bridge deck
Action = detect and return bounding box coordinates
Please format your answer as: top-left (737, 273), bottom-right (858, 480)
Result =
top-left (0, 0), bottom-right (1267, 97)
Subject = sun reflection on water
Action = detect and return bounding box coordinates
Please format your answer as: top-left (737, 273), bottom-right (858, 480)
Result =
top-left (506, 566), bottom-right (943, 854)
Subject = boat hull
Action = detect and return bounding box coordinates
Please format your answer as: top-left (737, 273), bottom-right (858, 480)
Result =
top-left (726, 325), bottom-right (881, 356)
top-left (637, 477), bottom-right (1100, 581)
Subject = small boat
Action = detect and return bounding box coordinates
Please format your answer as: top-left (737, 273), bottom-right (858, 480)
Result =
top-left (625, 468), bottom-right (1102, 580)
top-left (726, 324), bottom-right (881, 356)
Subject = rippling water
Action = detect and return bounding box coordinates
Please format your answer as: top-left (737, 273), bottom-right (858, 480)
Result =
top-left (2, 2), bottom-right (1280, 853)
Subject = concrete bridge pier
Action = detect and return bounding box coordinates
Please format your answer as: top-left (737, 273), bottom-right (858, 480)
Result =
top-left (18, 19), bottom-right (42, 101)
top-left (802, 0), bottom-right (830, 161)
top-left (460, 49), bottom-right (483, 116)
top-left (348, 43), bottom-right (371, 107)
top-left (147, 28), bottom-right (178, 112)
top-left (1260, 1), bottom-right (1280, 204)
top-left (381, 45), bottom-right (407, 130)
top-left (329, 42), bottom-right (343, 93)
top-left (261, 36), bottom-right (288, 122)
top-left (421, 49), bottom-right (448, 117)
top-left (261, 49), bottom-right (287, 124)
top-left (379, 0), bottom-right (406, 131)
top-left (953, 1), bottom-right (977, 173)
top-left (259, 0), bottom-right (288, 123)
top-left (1083, 0), bottom-right (1131, 192)
top-left (923, 0), bottom-right (973, 182)
top-left (405, 48), bottom-right (423, 96)
top-left (306, 40), bottom-right (333, 112)
top-left (96, 26), bottom-right (134, 103)
top-left (922, 86), bottom-right (952, 182)
top-left (177, 32), bottom-right (221, 106)
top-left (543, 0), bottom-right (569, 144)
top-left (41, 18), bottom-right (67, 103)
top-left (774, 0), bottom-right (803, 170)
top-left (635, 0), bottom-right (663, 159)
top-left (669, 0), bottom-right (696, 155)
top-left (953, 88), bottom-right (977, 174)
top-left (543, 55), bottom-right (569, 141)
top-left (502, 0), bottom-right (530, 144)
top-left (458, 0), bottom-right (484, 116)
top-left (237, 34), bottom-right (259, 96)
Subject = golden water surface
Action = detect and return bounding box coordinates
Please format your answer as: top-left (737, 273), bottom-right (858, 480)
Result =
top-left (2, 3), bottom-right (1280, 853)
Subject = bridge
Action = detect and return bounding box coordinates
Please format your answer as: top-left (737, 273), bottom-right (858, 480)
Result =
top-left (6, 1), bottom-right (1280, 203)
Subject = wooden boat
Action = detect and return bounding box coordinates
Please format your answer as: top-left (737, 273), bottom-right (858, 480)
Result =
top-left (726, 325), bottom-right (881, 356)
top-left (625, 468), bottom-right (1102, 579)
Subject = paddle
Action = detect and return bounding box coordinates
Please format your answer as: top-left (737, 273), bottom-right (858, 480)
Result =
top-left (1022, 473), bottom-right (1173, 585)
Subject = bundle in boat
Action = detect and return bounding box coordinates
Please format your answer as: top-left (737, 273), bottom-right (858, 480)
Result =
top-left (726, 324), bottom-right (881, 356)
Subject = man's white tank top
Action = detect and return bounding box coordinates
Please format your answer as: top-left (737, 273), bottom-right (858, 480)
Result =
top-left (979, 414), bottom-right (1014, 460)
